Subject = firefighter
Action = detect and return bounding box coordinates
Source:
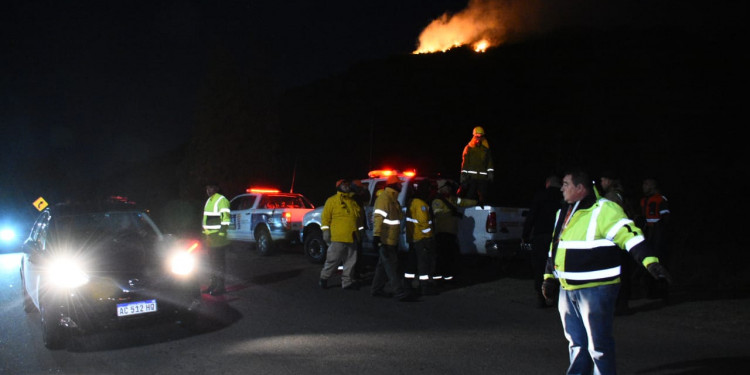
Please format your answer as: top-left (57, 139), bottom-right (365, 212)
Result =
top-left (202, 182), bottom-right (231, 296)
top-left (459, 126), bottom-right (494, 205)
top-left (370, 175), bottom-right (415, 301)
top-left (318, 179), bottom-right (364, 290)
top-left (542, 168), bottom-right (672, 374)
top-left (405, 180), bottom-right (438, 296)
top-left (431, 179), bottom-right (461, 286)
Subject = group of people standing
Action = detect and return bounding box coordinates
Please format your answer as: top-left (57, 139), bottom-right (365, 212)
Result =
top-left (317, 174), bottom-right (464, 303)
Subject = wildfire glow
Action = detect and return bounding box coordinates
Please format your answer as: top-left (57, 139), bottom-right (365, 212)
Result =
top-left (413, 0), bottom-right (508, 54)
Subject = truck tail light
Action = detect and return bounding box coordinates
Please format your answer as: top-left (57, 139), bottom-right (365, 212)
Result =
top-left (486, 211), bottom-right (497, 233)
top-left (282, 212), bottom-right (292, 229)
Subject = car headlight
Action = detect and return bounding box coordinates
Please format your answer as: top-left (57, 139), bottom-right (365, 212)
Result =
top-left (170, 251), bottom-right (195, 276)
top-left (0, 227), bottom-right (16, 242)
top-left (48, 257), bottom-right (90, 288)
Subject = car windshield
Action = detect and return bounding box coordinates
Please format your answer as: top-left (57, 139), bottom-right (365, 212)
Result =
top-left (50, 211), bottom-right (161, 248)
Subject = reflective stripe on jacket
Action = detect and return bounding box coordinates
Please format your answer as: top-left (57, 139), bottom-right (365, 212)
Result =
top-left (320, 191), bottom-right (363, 243)
top-left (406, 197), bottom-right (433, 243)
top-left (545, 196), bottom-right (659, 290)
top-left (373, 187), bottom-right (402, 246)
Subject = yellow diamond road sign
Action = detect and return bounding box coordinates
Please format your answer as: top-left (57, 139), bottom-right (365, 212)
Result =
top-left (33, 197), bottom-right (48, 211)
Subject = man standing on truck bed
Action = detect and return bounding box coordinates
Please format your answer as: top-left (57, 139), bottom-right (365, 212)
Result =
top-left (371, 175), bottom-right (414, 301)
top-left (460, 126), bottom-right (494, 206)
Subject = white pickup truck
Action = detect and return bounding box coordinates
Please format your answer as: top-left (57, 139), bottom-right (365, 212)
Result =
top-left (227, 188), bottom-right (315, 256)
top-left (300, 170), bottom-right (528, 264)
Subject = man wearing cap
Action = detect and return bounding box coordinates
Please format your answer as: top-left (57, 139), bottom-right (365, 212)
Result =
top-left (319, 179), bottom-right (364, 290)
top-left (370, 175), bottom-right (414, 301)
top-left (460, 126), bottom-right (494, 205)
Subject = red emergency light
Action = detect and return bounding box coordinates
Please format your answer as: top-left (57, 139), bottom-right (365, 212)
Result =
top-left (368, 169), bottom-right (417, 178)
top-left (247, 187), bottom-right (281, 194)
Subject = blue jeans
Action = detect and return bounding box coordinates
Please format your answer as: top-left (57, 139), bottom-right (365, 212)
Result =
top-left (558, 283), bottom-right (620, 375)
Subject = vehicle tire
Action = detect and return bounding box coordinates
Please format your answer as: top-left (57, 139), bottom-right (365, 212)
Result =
top-left (255, 228), bottom-right (274, 256)
top-left (40, 302), bottom-right (66, 350)
top-left (303, 229), bottom-right (327, 264)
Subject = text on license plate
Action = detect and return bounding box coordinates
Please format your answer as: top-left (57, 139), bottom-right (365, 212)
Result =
top-left (117, 300), bottom-right (157, 317)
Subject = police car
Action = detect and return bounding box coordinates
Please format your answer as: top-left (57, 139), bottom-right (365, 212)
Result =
top-left (227, 188), bottom-right (315, 256)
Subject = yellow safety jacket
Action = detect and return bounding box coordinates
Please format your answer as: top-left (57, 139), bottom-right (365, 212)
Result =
top-left (544, 194), bottom-right (659, 290)
top-left (461, 138), bottom-right (494, 180)
top-left (406, 197), bottom-right (433, 243)
top-left (431, 196), bottom-right (460, 235)
top-left (203, 193), bottom-right (231, 247)
top-left (373, 187), bottom-right (402, 246)
top-left (320, 191), bottom-right (364, 243)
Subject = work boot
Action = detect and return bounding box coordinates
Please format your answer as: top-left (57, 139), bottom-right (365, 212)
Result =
top-left (319, 279), bottom-right (328, 289)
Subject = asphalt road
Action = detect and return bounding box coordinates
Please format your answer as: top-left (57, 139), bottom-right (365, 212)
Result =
top-left (1, 245), bottom-right (748, 375)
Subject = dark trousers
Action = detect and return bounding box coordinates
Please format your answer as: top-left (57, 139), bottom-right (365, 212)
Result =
top-left (435, 232), bottom-right (460, 281)
top-left (406, 238), bottom-right (437, 288)
top-left (208, 244), bottom-right (228, 289)
top-left (530, 234), bottom-right (552, 295)
top-left (371, 244), bottom-right (405, 296)
top-left (462, 178), bottom-right (490, 204)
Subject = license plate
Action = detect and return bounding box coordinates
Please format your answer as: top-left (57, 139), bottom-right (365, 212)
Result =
top-left (117, 300), bottom-right (157, 317)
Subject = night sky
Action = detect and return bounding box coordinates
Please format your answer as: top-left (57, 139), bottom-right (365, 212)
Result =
top-left (1, 1), bottom-right (744, 235)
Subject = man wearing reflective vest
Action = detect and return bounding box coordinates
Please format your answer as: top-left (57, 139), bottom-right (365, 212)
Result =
top-left (542, 168), bottom-right (672, 375)
top-left (202, 182), bottom-right (231, 296)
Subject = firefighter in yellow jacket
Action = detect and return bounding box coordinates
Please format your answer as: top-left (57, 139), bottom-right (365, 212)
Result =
top-left (460, 126), bottom-right (494, 205)
top-left (542, 169), bottom-right (672, 374)
top-left (370, 175), bottom-right (414, 301)
top-left (405, 181), bottom-right (438, 295)
top-left (202, 182), bottom-right (231, 296)
top-left (318, 179), bottom-right (364, 290)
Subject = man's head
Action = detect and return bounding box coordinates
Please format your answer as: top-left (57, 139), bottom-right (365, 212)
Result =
top-left (385, 175), bottom-right (402, 192)
top-left (561, 169), bottom-right (592, 204)
top-left (642, 178), bottom-right (658, 195)
top-left (472, 126), bottom-right (485, 139)
top-left (545, 175), bottom-right (561, 189)
top-left (336, 179), bottom-right (351, 193)
top-left (206, 182), bottom-right (220, 197)
top-left (600, 171), bottom-right (619, 191)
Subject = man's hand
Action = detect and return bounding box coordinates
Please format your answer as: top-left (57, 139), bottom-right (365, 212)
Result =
top-left (488, 171), bottom-right (494, 183)
top-left (372, 236), bottom-right (381, 250)
top-left (322, 230), bottom-right (331, 245)
top-left (541, 278), bottom-right (559, 302)
top-left (647, 263), bottom-right (673, 284)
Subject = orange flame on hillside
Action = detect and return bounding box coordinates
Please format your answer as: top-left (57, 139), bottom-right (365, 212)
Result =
top-left (413, 0), bottom-right (510, 54)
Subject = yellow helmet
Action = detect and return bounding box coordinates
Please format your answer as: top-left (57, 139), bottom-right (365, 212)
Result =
top-left (473, 126), bottom-right (485, 136)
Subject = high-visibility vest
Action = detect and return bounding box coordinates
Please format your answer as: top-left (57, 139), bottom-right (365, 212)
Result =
top-left (640, 194), bottom-right (669, 226)
top-left (545, 197), bottom-right (659, 290)
top-left (203, 193), bottom-right (231, 247)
